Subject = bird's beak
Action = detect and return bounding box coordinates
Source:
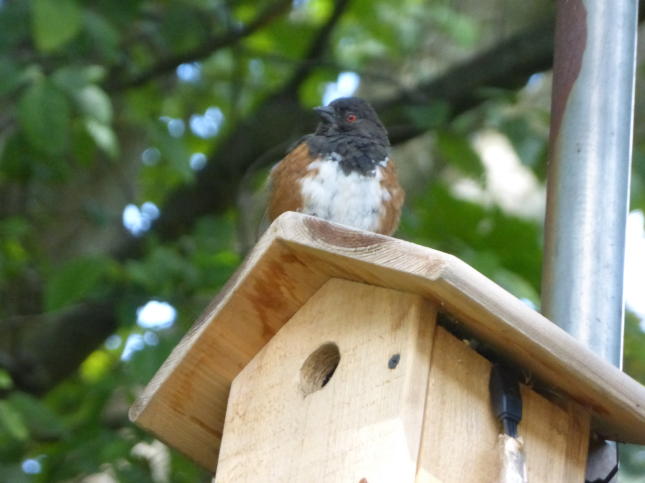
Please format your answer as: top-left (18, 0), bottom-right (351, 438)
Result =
top-left (314, 106), bottom-right (335, 123)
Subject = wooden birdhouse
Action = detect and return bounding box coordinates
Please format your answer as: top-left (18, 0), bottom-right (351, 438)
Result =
top-left (130, 212), bottom-right (645, 482)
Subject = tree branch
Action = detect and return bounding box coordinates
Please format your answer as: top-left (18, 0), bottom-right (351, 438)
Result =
top-left (378, 16), bottom-right (555, 144)
top-left (6, 301), bottom-right (116, 396)
top-left (284, 0), bottom-right (352, 90)
top-left (5, 15), bottom-right (561, 396)
top-left (106, 0), bottom-right (293, 91)
top-left (238, 46), bottom-right (403, 86)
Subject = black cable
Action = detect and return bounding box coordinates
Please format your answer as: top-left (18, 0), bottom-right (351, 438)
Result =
top-left (489, 364), bottom-right (523, 438)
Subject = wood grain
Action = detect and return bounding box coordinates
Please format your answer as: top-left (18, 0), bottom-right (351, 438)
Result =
top-left (130, 212), bottom-right (645, 472)
top-left (520, 385), bottom-right (590, 482)
top-left (417, 327), bottom-right (589, 482)
top-left (215, 279), bottom-right (437, 482)
top-left (273, 213), bottom-right (645, 443)
top-left (416, 327), bottom-right (501, 483)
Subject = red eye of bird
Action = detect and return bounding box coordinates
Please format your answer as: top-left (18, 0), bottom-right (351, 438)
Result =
top-left (346, 113), bottom-right (357, 123)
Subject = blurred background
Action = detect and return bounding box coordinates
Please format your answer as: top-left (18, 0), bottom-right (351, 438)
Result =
top-left (0, 0), bottom-right (644, 481)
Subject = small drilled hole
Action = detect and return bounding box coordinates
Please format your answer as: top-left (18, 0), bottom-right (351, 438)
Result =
top-left (299, 342), bottom-right (340, 396)
top-left (388, 353), bottom-right (400, 369)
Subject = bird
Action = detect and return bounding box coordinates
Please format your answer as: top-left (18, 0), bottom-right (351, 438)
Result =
top-left (266, 97), bottom-right (404, 235)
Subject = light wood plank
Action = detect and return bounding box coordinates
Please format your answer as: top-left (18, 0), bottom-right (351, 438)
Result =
top-left (417, 326), bottom-right (589, 482)
top-left (416, 327), bottom-right (500, 483)
top-left (215, 279), bottom-right (437, 482)
top-left (521, 385), bottom-right (590, 482)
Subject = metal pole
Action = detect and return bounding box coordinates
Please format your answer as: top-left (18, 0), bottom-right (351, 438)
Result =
top-left (543, 0), bottom-right (638, 480)
top-left (543, 0), bottom-right (637, 365)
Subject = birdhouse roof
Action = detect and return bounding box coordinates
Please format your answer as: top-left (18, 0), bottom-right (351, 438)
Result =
top-left (130, 212), bottom-right (645, 471)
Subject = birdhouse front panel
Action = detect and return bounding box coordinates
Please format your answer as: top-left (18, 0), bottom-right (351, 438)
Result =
top-left (215, 279), bottom-right (437, 482)
top-left (215, 278), bottom-right (590, 482)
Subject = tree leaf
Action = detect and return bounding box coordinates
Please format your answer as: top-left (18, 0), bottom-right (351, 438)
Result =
top-left (76, 85), bottom-right (113, 124)
top-left (435, 129), bottom-right (484, 178)
top-left (9, 392), bottom-right (67, 441)
top-left (0, 59), bottom-right (24, 96)
top-left (52, 65), bottom-right (106, 95)
top-left (403, 103), bottom-right (451, 130)
top-left (32, 0), bottom-right (82, 52)
top-left (0, 369), bottom-right (13, 390)
top-left (0, 401), bottom-right (28, 442)
top-left (0, 133), bottom-right (35, 181)
top-left (83, 11), bottom-right (121, 63)
top-left (45, 256), bottom-right (111, 311)
top-left (18, 79), bottom-right (71, 155)
top-left (84, 119), bottom-right (118, 158)
top-left (428, 4), bottom-right (479, 47)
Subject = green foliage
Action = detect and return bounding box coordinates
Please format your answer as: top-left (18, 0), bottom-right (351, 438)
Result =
top-left (631, 147), bottom-right (645, 214)
top-left (625, 312), bottom-right (645, 384)
top-left (7, 392), bottom-right (67, 442)
top-left (428, 3), bottom-right (480, 47)
top-left (403, 103), bottom-right (452, 131)
top-left (0, 400), bottom-right (29, 442)
top-left (0, 217), bottom-right (32, 282)
top-left (0, 59), bottom-right (26, 96)
top-left (435, 129), bottom-right (484, 178)
top-left (401, 182), bottom-right (542, 299)
top-left (45, 256), bottom-right (113, 311)
top-left (621, 313), bottom-right (645, 478)
top-left (18, 78), bottom-right (71, 156)
top-left (0, 0), bottom-right (644, 481)
top-left (0, 369), bottom-right (13, 390)
top-left (31, 0), bottom-right (82, 52)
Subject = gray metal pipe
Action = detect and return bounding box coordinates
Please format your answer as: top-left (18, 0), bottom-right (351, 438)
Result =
top-left (542, 0), bottom-right (638, 368)
top-left (543, 3), bottom-right (637, 477)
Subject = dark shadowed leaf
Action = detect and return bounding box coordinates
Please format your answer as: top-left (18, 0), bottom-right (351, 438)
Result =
top-left (0, 59), bottom-right (25, 96)
top-left (9, 392), bottom-right (67, 441)
top-left (18, 79), bottom-right (71, 155)
top-left (403, 103), bottom-right (451, 131)
top-left (0, 133), bottom-right (35, 181)
top-left (45, 256), bottom-right (112, 311)
top-left (435, 129), bottom-right (484, 178)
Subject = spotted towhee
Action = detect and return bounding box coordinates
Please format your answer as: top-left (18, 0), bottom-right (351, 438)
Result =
top-left (267, 97), bottom-right (404, 235)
